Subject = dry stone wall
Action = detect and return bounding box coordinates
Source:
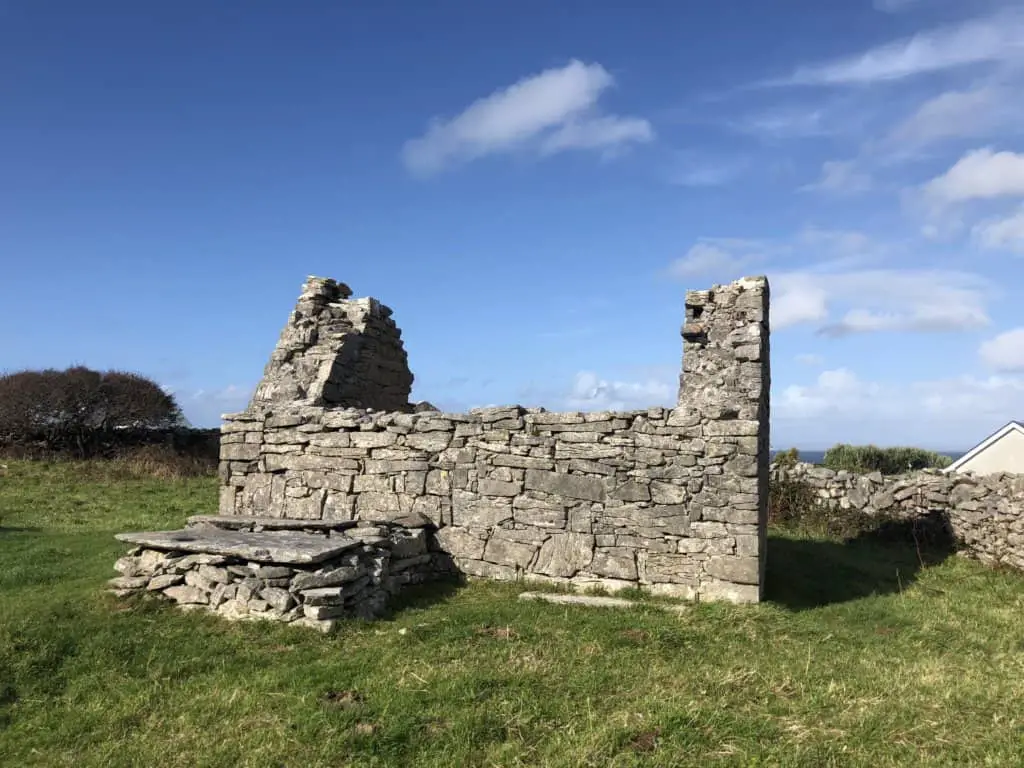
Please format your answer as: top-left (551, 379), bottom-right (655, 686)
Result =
top-left (773, 462), bottom-right (1024, 571)
top-left (220, 275), bottom-right (771, 603)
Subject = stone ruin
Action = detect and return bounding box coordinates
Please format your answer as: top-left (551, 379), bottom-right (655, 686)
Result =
top-left (110, 274), bottom-right (771, 631)
top-left (249, 277), bottom-right (414, 412)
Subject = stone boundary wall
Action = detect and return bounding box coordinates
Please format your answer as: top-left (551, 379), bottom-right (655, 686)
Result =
top-left (219, 276), bottom-right (771, 604)
top-left (772, 461), bottom-right (1024, 570)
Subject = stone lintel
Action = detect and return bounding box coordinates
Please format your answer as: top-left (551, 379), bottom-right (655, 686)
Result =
top-left (114, 529), bottom-right (360, 564)
top-left (186, 515), bottom-right (358, 532)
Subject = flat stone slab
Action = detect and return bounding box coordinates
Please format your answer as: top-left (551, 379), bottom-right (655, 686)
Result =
top-left (115, 529), bottom-right (361, 565)
top-left (518, 591), bottom-right (689, 615)
top-left (186, 515), bottom-right (358, 532)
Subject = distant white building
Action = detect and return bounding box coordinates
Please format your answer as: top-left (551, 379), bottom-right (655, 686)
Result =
top-left (944, 421), bottom-right (1024, 476)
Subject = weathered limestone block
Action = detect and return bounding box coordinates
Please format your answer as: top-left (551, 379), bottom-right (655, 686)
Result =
top-left (483, 535), bottom-right (538, 570)
top-left (451, 491), bottom-right (513, 527)
top-left (611, 481), bottom-right (651, 502)
top-left (534, 533), bottom-right (595, 577)
top-left (590, 548), bottom-right (638, 580)
top-left (704, 556), bottom-right (758, 585)
top-left (524, 470), bottom-right (607, 502)
top-left (433, 527), bottom-right (486, 561)
top-left (644, 553), bottom-right (700, 584)
top-left (457, 559), bottom-right (518, 580)
top-left (512, 494), bottom-right (567, 528)
top-left (478, 478), bottom-right (522, 497)
top-left (164, 585), bottom-right (208, 605)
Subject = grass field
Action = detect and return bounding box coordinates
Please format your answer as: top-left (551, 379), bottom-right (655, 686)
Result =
top-left (1, 460), bottom-right (1023, 767)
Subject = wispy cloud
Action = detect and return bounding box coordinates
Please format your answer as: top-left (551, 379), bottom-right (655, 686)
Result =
top-left (887, 85), bottom-right (1023, 147)
top-left (402, 60), bottom-right (652, 175)
top-left (795, 353), bottom-right (824, 366)
top-left (668, 153), bottom-right (748, 186)
top-left (666, 242), bottom-right (752, 279)
top-left (972, 205), bottom-right (1024, 253)
top-left (769, 10), bottom-right (1024, 86)
top-left (728, 106), bottom-right (830, 139)
top-left (800, 160), bottom-right (872, 195)
top-left (566, 370), bottom-right (674, 411)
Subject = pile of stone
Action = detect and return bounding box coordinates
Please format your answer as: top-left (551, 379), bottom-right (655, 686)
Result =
top-left (107, 514), bottom-right (446, 631)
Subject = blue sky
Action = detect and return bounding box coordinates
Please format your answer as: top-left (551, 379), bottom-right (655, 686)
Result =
top-left (3, 0), bottom-right (1024, 450)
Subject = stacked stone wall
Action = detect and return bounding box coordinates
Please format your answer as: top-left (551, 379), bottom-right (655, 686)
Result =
top-left (772, 462), bottom-right (1024, 570)
top-left (219, 276), bottom-right (771, 603)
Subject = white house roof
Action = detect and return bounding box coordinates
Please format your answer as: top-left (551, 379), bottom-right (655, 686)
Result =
top-left (943, 421), bottom-right (1024, 473)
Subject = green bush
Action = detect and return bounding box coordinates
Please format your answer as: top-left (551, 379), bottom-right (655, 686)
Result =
top-left (773, 447), bottom-right (801, 468)
top-left (822, 443), bottom-right (953, 475)
top-left (0, 366), bottom-right (186, 455)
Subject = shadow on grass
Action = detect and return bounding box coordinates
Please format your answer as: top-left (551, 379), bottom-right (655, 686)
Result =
top-left (0, 526), bottom-right (41, 536)
top-left (378, 576), bottom-right (467, 619)
top-left (766, 513), bottom-right (955, 611)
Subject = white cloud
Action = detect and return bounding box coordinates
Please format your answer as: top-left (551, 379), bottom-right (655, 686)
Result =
top-left (972, 205), bottom-right (1024, 252)
top-left (888, 85), bottom-right (1021, 147)
top-left (402, 60), bottom-right (652, 175)
top-left (772, 274), bottom-right (830, 328)
top-left (773, 268), bottom-right (991, 334)
top-left (774, 367), bottom-right (1024, 449)
top-left (566, 371), bottom-right (674, 411)
top-left (667, 243), bottom-right (749, 279)
top-left (772, 10), bottom-right (1024, 86)
top-left (979, 328), bottom-right (1024, 371)
top-left (777, 368), bottom-right (882, 419)
top-left (801, 160), bottom-right (872, 194)
top-left (922, 147), bottom-right (1024, 204)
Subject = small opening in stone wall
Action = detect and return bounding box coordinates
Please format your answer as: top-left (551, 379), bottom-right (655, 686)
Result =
top-left (691, 305), bottom-right (704, 320)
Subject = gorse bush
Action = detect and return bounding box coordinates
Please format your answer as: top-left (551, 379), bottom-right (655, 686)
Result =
top-left (773, 447), bottom-right (801, 468)
top-left (822, 443), bottom-right (953, 475)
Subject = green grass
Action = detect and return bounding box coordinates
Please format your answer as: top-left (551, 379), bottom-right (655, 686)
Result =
top-left (1, 460), bottom-right (1023, 767)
